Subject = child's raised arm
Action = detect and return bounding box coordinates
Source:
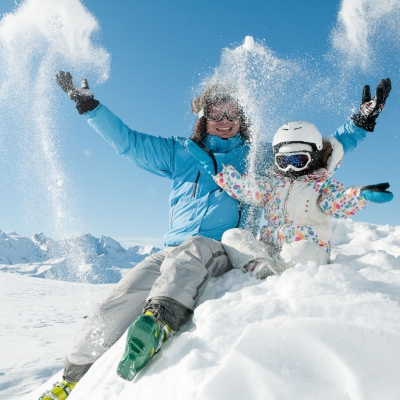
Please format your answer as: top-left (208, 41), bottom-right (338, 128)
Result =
top-left (333, 78), bottom-right (391, 154)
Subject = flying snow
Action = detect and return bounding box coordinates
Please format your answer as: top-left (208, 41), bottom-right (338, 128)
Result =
top-left (0, 0), bottom-right (111, 280)
top-left (330, 0), bottom-right (400, 71)
top-left (0, 0), bottom-right (110, 240)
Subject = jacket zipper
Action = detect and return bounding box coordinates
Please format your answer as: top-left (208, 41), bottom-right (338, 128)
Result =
top-left (171, 172), bottom-right (201, 226)
top-left (192, 172), bottom-right (200, 197)
top-left (236, 201), bottom-right (242, 227)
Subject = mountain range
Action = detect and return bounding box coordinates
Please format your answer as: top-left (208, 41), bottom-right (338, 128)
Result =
top-left (0, 229), bottom-right (160, 283)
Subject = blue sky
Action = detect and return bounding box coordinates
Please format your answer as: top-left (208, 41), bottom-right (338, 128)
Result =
top-left (0, 0), bottom-right (399, 247)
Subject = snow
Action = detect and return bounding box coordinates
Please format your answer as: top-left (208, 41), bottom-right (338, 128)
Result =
top-left (243, 36), bottom-right (254, 50)
top-left (0, 0), bottom-right (110, 241)
top-left (0, 230), bottom-right (160, 283)
top-left (0, 273), bottom-right (110, 400)
top-left (330, 0), bottom-right (400, 70)
top-left (1, 219), bottom-right (400, 399)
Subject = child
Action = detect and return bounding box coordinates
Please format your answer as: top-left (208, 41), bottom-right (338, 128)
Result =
top-left (187, 120), bottom-right (393, 279)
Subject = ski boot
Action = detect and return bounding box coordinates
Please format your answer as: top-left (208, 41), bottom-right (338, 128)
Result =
top-left (38, 380), bottom-right (76, 400)
top-left (248, 258), bottom-right (279, 279)
top-left (244, 250), bottom-right (289, 280)
top-left (116, 311), bottom-right (171, 381)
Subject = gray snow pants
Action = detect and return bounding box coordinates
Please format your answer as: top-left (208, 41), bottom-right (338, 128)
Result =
top-left (64, 236), bottom-right (232, 382)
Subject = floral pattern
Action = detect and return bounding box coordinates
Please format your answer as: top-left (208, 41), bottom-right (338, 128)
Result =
top-left (214, 165), bottom-right (368, 255)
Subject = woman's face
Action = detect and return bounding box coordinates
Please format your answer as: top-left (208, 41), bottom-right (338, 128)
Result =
top-left (205, 102), bottom-right (241, 139)
top-left (206, 117), bottom-right (240, 139)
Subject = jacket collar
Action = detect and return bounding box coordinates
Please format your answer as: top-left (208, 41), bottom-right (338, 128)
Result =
top-left (202, 133), bottom-right (245, 154)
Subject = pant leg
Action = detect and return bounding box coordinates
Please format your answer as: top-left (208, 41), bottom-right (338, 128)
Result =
top-left (64, 248), bottom-right (172, 381)
top-left (146, 236), bottom-right (232, 327)
top-left (281, 240), bottom-right (330, 266)
top-left (221, 228), bottom-right (272, 269)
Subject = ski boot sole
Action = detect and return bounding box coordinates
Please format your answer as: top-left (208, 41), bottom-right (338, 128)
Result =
top-left (117, 314), bottom-right (162, 381)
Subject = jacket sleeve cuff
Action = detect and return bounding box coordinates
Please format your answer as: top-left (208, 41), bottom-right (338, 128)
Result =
top-left (85, 103), bottom-right (102, 119)
top-left (332, 121), bottom-right (368, 154)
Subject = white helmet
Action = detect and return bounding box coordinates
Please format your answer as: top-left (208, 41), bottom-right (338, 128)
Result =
top-left (272, 121), bottom-right (323, 152)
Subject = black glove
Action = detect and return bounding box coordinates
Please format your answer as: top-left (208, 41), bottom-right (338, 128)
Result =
top-left (351, 78), bottom-right (391, 132)
top-left (360, 183), bottom-right (393, 203)
top-left (55, 71), bottom-right (99, 115)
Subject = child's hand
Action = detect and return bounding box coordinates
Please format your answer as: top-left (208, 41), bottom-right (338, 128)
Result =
top-left (351, 78), bottom-right (391, 132)
top-left (360, 183), bottom-right (393, 203)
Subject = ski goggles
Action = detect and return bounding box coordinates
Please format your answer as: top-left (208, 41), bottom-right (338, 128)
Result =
top-left (274, 152), bottom-right (312, 172)
top-left (200, 102), bottom-right (242, 122)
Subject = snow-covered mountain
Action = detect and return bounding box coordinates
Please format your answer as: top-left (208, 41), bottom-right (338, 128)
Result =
top-left (2, 219), bottom-right (400, 400)
top-left (0, 229), bottom-right (160, 283)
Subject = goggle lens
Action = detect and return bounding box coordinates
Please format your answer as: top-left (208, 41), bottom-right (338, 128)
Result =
top-left (205, 103), bottom-right (241, 122)
top-left (275, 153), bottom-right (311, 171)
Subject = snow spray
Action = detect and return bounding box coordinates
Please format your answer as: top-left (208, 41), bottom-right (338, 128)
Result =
top-left (0, 0), bottom-right (110, 282)
top-left (199, 36), bottom-right (330, 231)
top-left (201, 0), bottom-right (400, 231)
top-left (330, 0), bottom-right (400, 72)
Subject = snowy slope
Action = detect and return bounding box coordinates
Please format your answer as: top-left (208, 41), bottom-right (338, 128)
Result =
top-left (0, 274), bottom-right (110, 400)
top-left (2, 219), bottom-right (400, 400)
top-left (0, 230), bottom-right (160, 283)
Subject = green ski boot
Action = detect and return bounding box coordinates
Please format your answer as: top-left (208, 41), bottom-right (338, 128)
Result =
top-left (117, 311), bottom-right (171, 381)
top-left (39, 380), bottom-right (77, 400)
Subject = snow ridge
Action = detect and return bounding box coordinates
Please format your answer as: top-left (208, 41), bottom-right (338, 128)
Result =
top-left (0, 229), bottom-right (160, 283)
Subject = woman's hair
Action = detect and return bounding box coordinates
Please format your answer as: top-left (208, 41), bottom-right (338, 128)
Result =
top-left (189, 83), bottom-right (252, 143)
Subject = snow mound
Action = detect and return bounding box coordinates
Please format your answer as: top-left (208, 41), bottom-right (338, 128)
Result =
top-left (21, 219), bottom-right (400, 400)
